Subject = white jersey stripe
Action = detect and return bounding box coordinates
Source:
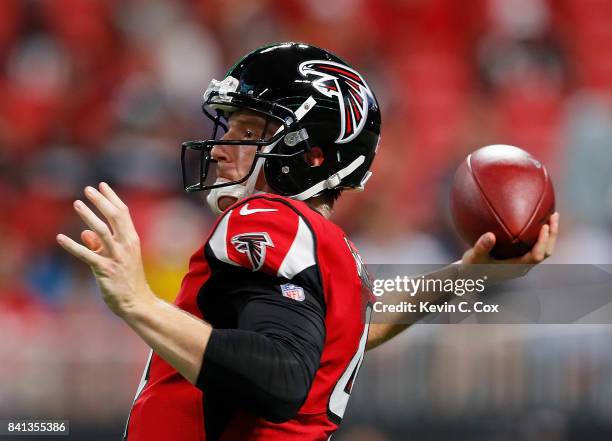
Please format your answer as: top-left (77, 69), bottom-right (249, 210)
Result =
top-left (277, 216), bottom-right (316, 279)
top-left (208, 209), bottom-right (240, 266)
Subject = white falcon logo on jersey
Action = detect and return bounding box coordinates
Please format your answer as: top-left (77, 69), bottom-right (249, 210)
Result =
top-left (299, 60), bottom-right (373, 144)
top-left (231, 232), bottom-right (274, 271)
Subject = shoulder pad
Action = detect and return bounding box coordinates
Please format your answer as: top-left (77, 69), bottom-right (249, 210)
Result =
top-left (207, 196), bottom-right (317, 279)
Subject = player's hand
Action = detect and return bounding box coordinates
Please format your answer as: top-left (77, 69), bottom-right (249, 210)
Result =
top-left (56, 182), bottom-right (155, 317)
top-left (459, 212), bottom-right (559, 282)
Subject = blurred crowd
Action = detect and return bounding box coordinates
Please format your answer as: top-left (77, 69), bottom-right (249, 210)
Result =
top-left (1, 0), bottom-right (612, 439)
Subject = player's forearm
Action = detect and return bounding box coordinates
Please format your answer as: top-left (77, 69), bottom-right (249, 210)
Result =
top-left (371, 263), bottom-right (461, 325)
top-left (367, 263), bottom-right (461, 350)
top-left (123, 294), bottom-right (212, 384)
top-left (366, 323), bottom-right (407, 350)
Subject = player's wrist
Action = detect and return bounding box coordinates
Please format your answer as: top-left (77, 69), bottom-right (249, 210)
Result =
top-left (116, 287), bottom-right (159, 321)
top-left (454, 259), bottom-right (494, 289)
top-left (456, 260), bottom-right (532, 290)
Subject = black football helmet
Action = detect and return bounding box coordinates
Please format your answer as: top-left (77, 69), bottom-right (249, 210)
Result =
top-left (181, 42), bottom-right (381, 201)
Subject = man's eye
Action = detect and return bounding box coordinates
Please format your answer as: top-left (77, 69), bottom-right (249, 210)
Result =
top-left (245, 129), bottom-right (254, 138)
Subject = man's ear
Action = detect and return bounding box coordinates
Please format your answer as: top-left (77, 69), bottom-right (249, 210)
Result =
top-left (304, 146), bottom-right (324, 167)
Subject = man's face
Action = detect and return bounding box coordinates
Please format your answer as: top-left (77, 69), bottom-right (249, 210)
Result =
top-left (211, 110), bottom-right (281, 210)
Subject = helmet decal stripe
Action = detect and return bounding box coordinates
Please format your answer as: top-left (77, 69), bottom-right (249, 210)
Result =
top-left (345, 78), bottom-right (362, 91)
top-left (348, 87), bottom-right (363, 105)
top-left (351, 99), bottom-right (362, 120)
top-left (316, 64), bottom-right (362, 81)
top-left (298, 60), bottom-right (374, 144)
top-left (346, 106), bottom-right (352, 134)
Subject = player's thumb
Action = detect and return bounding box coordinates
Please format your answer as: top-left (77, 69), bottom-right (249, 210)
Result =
top-left (473, 232), bottom-right (496, 258)
top-left (81, 229), bottom-right (103, 252)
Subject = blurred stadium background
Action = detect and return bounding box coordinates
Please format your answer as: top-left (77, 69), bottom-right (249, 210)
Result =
top-left (1, 0), bottom-right (612, 439)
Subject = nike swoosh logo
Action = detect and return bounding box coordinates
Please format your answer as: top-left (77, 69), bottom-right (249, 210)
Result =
top-left (239, 203), bottom-right (278, 216)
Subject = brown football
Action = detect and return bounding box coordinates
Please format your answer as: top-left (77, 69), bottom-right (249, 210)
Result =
top-left (450, 145), bottom-right (555, 259)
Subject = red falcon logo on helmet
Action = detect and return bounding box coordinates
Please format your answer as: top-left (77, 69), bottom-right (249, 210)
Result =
top-left (231, 232), bottom-right (274, 271)
top-left (299, 60), bottom-right (373, 144)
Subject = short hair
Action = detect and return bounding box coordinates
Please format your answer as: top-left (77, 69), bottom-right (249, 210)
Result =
top-left (319, 188), bottom-right (342, 208)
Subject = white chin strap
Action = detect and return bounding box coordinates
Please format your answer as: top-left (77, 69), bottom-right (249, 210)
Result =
top-left (290, 154), bottom-right (366, 201)
top-left (206, 180), bottom-right (257, 215)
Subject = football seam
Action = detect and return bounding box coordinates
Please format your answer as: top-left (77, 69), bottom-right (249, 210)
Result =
top-left (516, 165), bottom-right (550, 241)
top-left (466, 154), bottom-right (516, 242)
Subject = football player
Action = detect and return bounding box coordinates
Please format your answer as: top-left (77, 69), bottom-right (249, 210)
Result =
top-left (57, 43), bottom-right (559, 441)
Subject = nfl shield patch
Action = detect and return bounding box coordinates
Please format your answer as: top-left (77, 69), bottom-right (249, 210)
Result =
top-left (280, 283), bottom-right (305, 302)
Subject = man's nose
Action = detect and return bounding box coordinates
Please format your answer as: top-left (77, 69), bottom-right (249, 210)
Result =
top-left (211, 135), bottom-right (232, 163)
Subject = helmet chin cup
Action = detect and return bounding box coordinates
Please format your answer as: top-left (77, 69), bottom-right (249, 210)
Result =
top-left (206, 181), bottom-right (251, 215)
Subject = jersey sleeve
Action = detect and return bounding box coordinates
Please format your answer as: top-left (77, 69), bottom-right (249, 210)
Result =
top-left (196, 265), bottom-right (326, 422)
top-left (206, 196), bottom-right (317, 280)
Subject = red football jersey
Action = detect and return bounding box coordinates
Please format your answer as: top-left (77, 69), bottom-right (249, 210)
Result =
top-left (125, 194), bottom-right (372, 441)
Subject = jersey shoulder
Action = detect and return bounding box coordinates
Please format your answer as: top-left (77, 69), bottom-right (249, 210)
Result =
top-left (206, 194), bottom-right (317, 279)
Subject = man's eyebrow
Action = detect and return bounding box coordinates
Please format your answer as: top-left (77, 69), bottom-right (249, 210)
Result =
top-left (229, 112), bottom-right (265, 124)
top-left (229, 116), bottom-right (281, 135)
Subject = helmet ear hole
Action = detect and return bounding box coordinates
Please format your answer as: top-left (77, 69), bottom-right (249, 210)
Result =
top-left (304, 146), bottom-right (325, 167)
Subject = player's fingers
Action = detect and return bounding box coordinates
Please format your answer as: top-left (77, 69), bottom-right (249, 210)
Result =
top-left (473, 232), bottom-right (496, 258)
top-left (98, 182), bottom-right (130, 213)
top-left (545, 212), bottom-right (560, 257)
top-left (98, 182), bottom-right (139, 236)
top-left (84, 186), bottom-right (131, 240)
top-left (56, 233), bottom-right (105, 268)
top-left (81, 229), bottom-right (103, 252)
top-left (73, 199), bottom-right (116, 253)
top-left (521, 224), bottom-right (549, 263)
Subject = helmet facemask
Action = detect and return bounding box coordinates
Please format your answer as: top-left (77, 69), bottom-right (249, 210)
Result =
top-left (181, 77), bottom-right (313, 195)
